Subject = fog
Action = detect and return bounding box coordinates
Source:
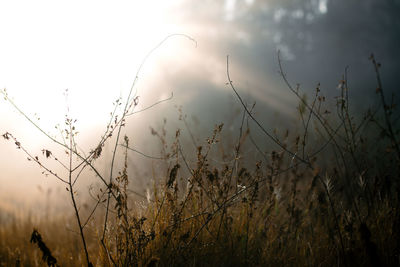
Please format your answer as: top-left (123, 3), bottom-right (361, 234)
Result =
top-left (1, 0), bottom-right (399, 214)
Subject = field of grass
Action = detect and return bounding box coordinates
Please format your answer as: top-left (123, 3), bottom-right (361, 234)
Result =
top-left (1, 54), bottom-right (399, 266)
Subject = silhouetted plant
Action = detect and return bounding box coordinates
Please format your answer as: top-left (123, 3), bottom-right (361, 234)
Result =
top-left (30, 229), bottom-right (58, 267)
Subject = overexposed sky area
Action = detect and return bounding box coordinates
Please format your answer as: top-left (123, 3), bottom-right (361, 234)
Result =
top-left (0, 1), bottom-right (189, 129)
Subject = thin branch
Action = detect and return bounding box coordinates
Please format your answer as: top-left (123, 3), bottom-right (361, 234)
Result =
top-left (2, 132), bottom-right (68, 184)
top-left (126, 92), bottom-right (173, 116)
top-left (370, 54), bottom-right (400, 160)
top-left (226, 55), bottom-right (306, 164)
top-left (120, 144), bottom-right (174, 160)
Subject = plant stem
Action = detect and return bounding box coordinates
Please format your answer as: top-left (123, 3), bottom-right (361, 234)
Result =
top-left (68, 122), bottom-right (91, 267)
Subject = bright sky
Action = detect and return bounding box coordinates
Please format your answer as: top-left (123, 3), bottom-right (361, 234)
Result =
top-left (0, 0), bottom-right (188, 134)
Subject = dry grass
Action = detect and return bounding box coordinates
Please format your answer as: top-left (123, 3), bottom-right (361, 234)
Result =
top-left (1, 53), bottom-right (399, 266)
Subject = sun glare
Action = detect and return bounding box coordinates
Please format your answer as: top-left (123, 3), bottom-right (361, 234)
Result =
top-left (0, 1), bottom-right (184, 140)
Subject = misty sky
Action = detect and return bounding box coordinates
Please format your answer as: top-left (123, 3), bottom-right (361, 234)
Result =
top-left (1, 0), bottom-right (399, 210)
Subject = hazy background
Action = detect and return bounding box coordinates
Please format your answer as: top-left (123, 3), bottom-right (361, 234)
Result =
top-left (1, 0), bottom-right (399, 215)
